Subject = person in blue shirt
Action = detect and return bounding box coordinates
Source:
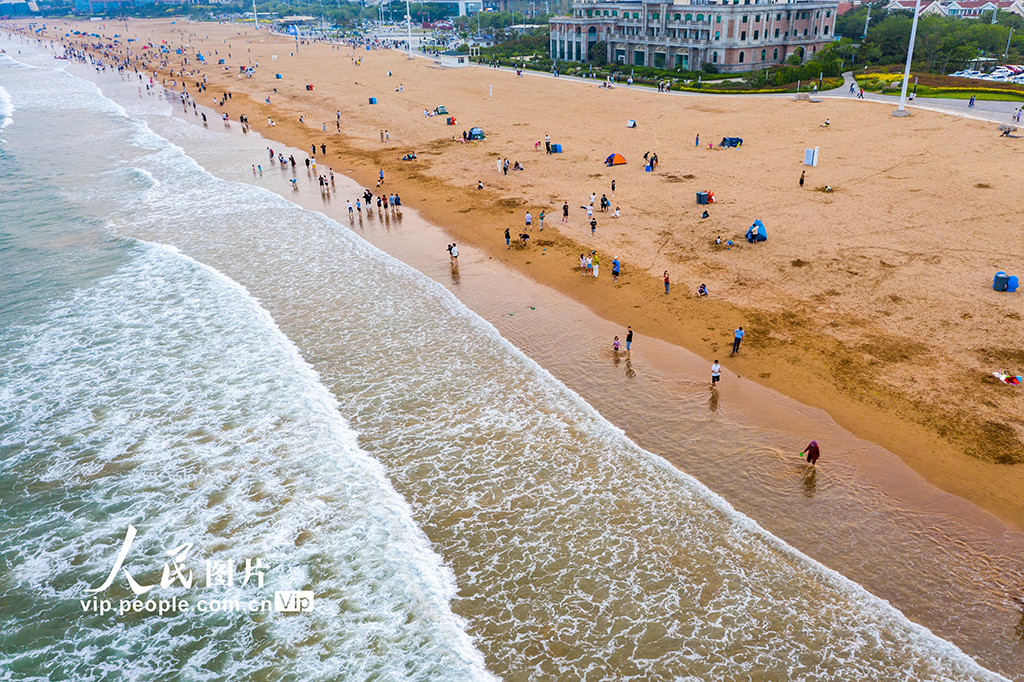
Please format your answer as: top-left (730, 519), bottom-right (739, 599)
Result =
top-left (612, 257), bottom-right (620, 282)
top-left (731, 327), bottom-right (745, 354)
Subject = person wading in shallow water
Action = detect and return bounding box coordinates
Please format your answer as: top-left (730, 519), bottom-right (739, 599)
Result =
top-left (802, 440), bottom-right (821, 465)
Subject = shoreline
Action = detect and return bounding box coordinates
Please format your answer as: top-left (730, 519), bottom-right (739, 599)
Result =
top-left (5, 34), bottom-right (1024, 675)
top-left (150, 83), bottom-right (1024, 677)
top-left (6, 19), bottom-right (1024, 532)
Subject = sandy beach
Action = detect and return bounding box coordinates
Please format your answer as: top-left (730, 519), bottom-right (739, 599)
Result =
top-left (11, 17), bottom-right (1024, 529)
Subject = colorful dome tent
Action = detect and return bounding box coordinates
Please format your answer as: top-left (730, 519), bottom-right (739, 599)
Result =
top-left (745, 219), bottom-right (767, 243)
top-left (467, 127), bottom-right (485, 140)
top-left (720, 137), bottom-right (743, 148)
top-left (605, 153), bottom-right (626, 166)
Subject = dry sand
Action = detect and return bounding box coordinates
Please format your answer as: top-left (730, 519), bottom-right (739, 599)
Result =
top-left (16, 18), bottom-right (1024, 528)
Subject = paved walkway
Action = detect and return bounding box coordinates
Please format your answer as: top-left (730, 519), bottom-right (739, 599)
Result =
top-left (462, 60), bottom-right (1020, 127)
top-left (817, 71), bottom-right (1021, 125)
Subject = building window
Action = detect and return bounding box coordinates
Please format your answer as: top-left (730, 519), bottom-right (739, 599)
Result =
top-left (739, 51), bottom-right (745, 63)
top-left (741, 30), bottom-right (746, 39)
top-left (753, 30), bottom-right (758, 39)
top-left (803, 28), bottom-right (808, 36)
top-left (586, 10), bottom-right (592, 17)
top-left (774, 28), bottom-right (779, 37)
top-left (674, 13), bottom-right (681, 20)
top-left (824, 25), bottom-right (829, 34)
top-left (776, 13), bottom-right (781, 20)
top-left (603, 10), bottom-right (608, 16)
top-left (826, 10), bottom-right (831, 17)
top-left (773, 47), bottom-right (778, 59)
top-left (633, 12), bottom-right (639, 19)
top-left (715, 30), bottom-right (720, 39)
top-left (754, 15), bottom-right (760, 21)
top-left (716, 15), bottom-right (721, 23)
top-left (685, 12), bottom-right (692, 20)
top-left (651, 12), bottom-right (658, 20)
top-left (612, 10), bottom-right (617, 16)
top-left (696, 14), bottom-right (704, 21)
top-left (761, 49), bottom-right (766, 60)
top-left (742, 15), bottom-right (748, 22)
top-left (712, 51), bottom-right (718, 63)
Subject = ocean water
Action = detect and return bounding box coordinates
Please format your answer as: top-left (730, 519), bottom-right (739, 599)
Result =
top-left (0, 37), bottom-right (1013, 681)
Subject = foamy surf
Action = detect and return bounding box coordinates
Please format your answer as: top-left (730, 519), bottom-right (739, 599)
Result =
top-left (0, 84), bottom-right (12, 129)
top-left (0, 241), bottom-right (496, 682)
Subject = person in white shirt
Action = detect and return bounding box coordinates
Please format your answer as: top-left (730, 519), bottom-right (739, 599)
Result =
top-left (711, 360), bottom-right (721, 385)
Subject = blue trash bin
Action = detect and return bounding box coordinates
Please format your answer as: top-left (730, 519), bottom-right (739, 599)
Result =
top-left (994, 271), bottom-right (1009, 291)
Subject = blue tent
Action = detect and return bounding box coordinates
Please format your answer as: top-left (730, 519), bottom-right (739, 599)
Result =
top-left (720, 137), bottom-right (743, 148)
top-left (745, 220), bottom-right (767, 243)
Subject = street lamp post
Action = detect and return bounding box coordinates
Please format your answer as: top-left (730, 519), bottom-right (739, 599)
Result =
top-left (406, 0), bottom-right (413, 59)
top-left (893, 0), bottom-right (922, 116)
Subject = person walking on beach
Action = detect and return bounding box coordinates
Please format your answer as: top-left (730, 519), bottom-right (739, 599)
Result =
top-left (525, 211), bottom-right (532, 231)
top-left (562, 202), bottom-right (569, 223)
top-left (799, 171), bottom-right (805, 188)
top-left (505, 227), bottom-right (511, 249)
top-left (450, 243), bottom-right (459, 265)
top-left (497, 158), bottom-right (503, 173)
top-left (613, 336), bottom-right (620, 352)
top-left (695, 133), bottom-right (699, 147)
top-left (663, 271), bottom-right (670, 295)
top-left (592, 252), bottom-right (600, 278)
top-left (625, 326), bottom-right (633, 351)
top-left (379, 169), bottom-right (385, 185)
top-left (611, 179), bottom-right (616, 194)
top-left (538, 210), bottom-right (545, 231)
top-left (731, 327), bottom-right (745, 354)
top-left (612, 257), bottom-right (620, 282)
top-left (320, 143), bottom-right (326, 155)
top-left (802, 440), bottom-right (821, 465)
top-left (545, 134), bottom-right (551, 154)
top-left (711, 360), bottom-right (721, 385)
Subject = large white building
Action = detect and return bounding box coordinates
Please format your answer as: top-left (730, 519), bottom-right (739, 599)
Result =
top-left (550, 0), bottom-right (841, 73)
